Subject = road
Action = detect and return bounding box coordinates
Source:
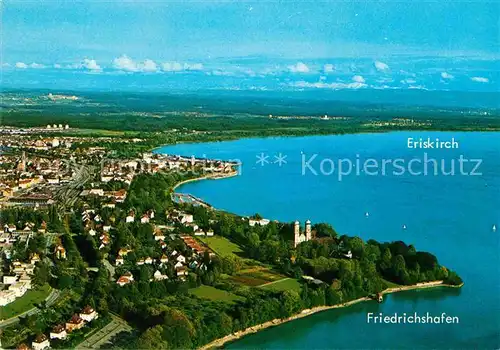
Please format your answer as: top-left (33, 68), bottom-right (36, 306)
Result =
top-left (0, 289), bottom-right (60, 328)
top-left (75, 314), bottom-right (132, 349)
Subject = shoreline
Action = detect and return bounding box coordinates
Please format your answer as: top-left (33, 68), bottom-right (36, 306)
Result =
top-left (171, 171), bottom-right (239, 193)
top-left (199, 281), bottom-right (463, 350)
top-left (162, 167), bottom-right (466, 350)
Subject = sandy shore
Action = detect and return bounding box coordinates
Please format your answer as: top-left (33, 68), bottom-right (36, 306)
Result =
top-left (199, 280), bottom-right (463, 350)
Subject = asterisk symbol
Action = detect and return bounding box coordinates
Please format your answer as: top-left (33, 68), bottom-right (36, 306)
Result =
top-left (256, 153), bottom-right (269, 166)
top-left (274, 153), bottom-right (287, 166)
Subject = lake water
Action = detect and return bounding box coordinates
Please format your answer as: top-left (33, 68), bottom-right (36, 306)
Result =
top-left (156, 131), bottom-right (500, 349)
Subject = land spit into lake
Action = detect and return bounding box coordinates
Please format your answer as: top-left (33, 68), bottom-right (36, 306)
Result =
top-left (199, 281), bottom-right (464, 350)
top-left (168, 170), bottom-right (464, 350)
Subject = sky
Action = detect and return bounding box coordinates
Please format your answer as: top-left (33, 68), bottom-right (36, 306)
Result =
top-left (1, 0), bottom-right (499, 92)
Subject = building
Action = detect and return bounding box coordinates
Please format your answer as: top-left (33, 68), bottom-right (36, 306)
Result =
top-left (0, 290), bottom-right (17, 306)
top-left (32, 334), bottom-right (50, 350)
top-left (293, 220), bottom-right (312, 247)
top-left (180, 213), bottom-right (193, 224)
top-left (153, 270), bottom-right (168, 281)
top-left (3, 275), bottom-right (18, 285)
top-left (54, 245), bottom-right (66, 259)
top-left (116, 272), bottom-right (134, 287)
top-left (125, 211), bottom-right (135, 223)
top-left (65, 314), bottom-right (85, 332)
top-left (80, 305), bottom-right (98, 322)
top-left (176, 266), bottom-right (188, 277)
top-left (49, 324), bottom-right (67, 340)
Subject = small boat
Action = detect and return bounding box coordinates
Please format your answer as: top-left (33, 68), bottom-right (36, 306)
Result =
top-left (402, 225), bottom-right (407, 230)
top-left (365, 212), bottom-right (369, 217)
top-left (493, 225), bottom-right (497, 232)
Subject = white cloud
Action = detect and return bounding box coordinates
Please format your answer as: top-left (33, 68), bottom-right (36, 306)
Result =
top-left (291, 80), bottom-right (367, 90)
top-left (441, 72), bottom-right (454, 80)
top-left (161, 62), bottom-right (183, 72)
top-left (141, 59), bottom-right (158, 72)
top-left (471, 76), bottom-right (489, 83)
top-left (113, 55), bottom-right (139, 72)
top-left (323, 64), bottom-right (335, 73)
top-left (30, 63), bottom-right (45, 69)
top-left (1, 63), bottom-right (10, 67)
top-left (185, 63), bottom-right (203, 71)
top-left (82, 58), bottom-right (102, 71)
top-left (374, 61), bottom-right (389, 71)
top-left (288, 62), bottom-right (310, 73)
top-left (161, 61), bottom-right (203, 72)
top-left (352, 75), bottom-right (365, 83)
top-left (15, 62), bottom-right (28, 69)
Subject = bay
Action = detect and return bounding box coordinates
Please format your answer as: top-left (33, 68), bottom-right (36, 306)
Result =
top-left (156, 131), bottom-right (500, 349)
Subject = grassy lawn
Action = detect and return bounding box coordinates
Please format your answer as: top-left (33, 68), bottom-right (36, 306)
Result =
top-left (382, 279), bottom-right (401, 288)
top-left (0, 284), bottom-right (51, 319)
top-left (189, 285), bottom-right (245, 303)
top-left (259, 278), bottom-right (302, 293)
top-left (199, 236), bottom-right (243, 257)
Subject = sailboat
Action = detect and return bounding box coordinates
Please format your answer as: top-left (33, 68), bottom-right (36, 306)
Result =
top-left (493, 225), bottom-right (497, 232)
top-left (365, 212), bottom-right (369, 218)
top-left (402, 224), bottom-right (407, 230)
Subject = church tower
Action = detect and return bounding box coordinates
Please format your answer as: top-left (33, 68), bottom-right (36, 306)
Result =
top-left (293, 220), bottom-right (300, 247)
top-left (305, 220), bottom-right (312, 241)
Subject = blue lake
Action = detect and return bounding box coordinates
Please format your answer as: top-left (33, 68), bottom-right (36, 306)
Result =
top-left (156, 131), bottom-right (500, 349)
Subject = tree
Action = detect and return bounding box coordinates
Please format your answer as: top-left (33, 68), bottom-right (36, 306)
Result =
top-left (281, 290), bottom-right (302, 317)
top-left (313, 223), bottom-right (337, 238)
top-left (138, 325), bottom-right (168, 350)
top-left (33, 262), bottom-right (50, 286)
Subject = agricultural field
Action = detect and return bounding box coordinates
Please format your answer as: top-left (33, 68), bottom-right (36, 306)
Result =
top-left (259, 278), bottom-right (302, 293)
top-left (199, 236), bottom-right (244, 257)
top-left (189, 285), bottom-right (245, 303)
top-left (228, 266), bottom-right (287, 287)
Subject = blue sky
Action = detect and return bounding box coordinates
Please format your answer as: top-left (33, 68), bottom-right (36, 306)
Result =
top-left (2, 1), bottom-right (499, 92)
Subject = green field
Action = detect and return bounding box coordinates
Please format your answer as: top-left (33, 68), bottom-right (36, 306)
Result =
top-left (0, 284), bottom-right (52, 319)
top-left (199, 236), bottom-right (243, 257)
top-left (228, 266), bottom-right (286, 287)
top-left (189, 285), bottom-right (245, 303)
top-left (259, 278), bottom-right (302, 292)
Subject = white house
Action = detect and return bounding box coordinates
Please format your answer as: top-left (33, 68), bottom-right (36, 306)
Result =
top-left (174, 261), bottom-right (184, 269)
top-left (116, 272), bottom-right (134, 287)
top-left (0, 290), bottom-right (16, 306)
top-left (176, 266), bottom-right (188, 276)
top-left (32, 334), bottom-right (50, 350)
top-left (140, 214), bottom-right (150, 224)
top-left (206, 230), bottom-right (214, 237)
top-left (125, 212), bottom-right (135, 223)
top-left (144, 257), bottom-right (153, 265)
top-left (176, 255), bottom-right (186, 263)
top-left (50, 325), bottom-right (67, 340)
top-left (180, 214), bottom-right (194, 224)
top-left (153, 270), bottom-right (168, 281)
top-left (194, 230), bottom-right (205, 236)
top-left (3, 275), bottom-right (17, 285)
top-left (9, 282), bottom-right (29, 297)
top-left (80, 305), bottom-right (99, 322)
top-left (115, 257), bottom-right (124, 266)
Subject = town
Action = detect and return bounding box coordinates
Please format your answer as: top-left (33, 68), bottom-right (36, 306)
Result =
top-left (0, 125), bottom-right (462, 350)
top-left (0, 126), bottom-right (241, 349)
